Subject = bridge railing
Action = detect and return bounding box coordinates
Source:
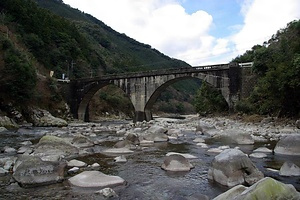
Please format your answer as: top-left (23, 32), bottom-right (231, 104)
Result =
top-left (74, 63), bottom-right (231, 82)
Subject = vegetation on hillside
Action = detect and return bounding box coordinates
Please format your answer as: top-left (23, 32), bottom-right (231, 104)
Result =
top-left (233, 20), bottom-right (300, 117)
top-left (192, 20), bottom-right (300, 117)
top-left (0, 0), bottom-right (198, 119)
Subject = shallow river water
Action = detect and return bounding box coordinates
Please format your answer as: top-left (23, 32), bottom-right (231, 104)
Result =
top-left (0, 120), bottom-right (299, 200)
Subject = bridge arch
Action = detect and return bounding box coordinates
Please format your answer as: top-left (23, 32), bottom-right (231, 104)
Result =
top-left (143, 75), bottom-right (229, 121)
top-left (77, 82), bottom-right (134, 121)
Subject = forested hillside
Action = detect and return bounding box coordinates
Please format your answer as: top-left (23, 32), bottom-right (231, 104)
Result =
top-left (0, 0), bottom-right (198, 119)
top-left (232, 20), bottom-right (300, 117)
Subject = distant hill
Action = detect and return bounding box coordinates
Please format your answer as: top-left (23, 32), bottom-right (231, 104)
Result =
top-left (0, 0), bottom-right (199, 119)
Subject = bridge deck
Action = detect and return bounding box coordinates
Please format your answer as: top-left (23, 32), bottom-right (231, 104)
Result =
top-left (74, 63), bottom-right (230, 82)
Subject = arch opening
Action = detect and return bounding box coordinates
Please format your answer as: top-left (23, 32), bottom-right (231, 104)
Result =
top-left (144, 76), bottom-right (229, 119)
top-left (77, 83), bottom-right (135, 122)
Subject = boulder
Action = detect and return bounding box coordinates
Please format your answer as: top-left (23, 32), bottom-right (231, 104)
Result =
top-left (125, 133), bottom-right (140, 145)
top-left (0, 116), bottom-right (19, 129)
top-left (33, 135), bottom-right (79, 161)
top-left (196, 122), bottom-right (216, 135)
top-left (161, 154), bottom-right (194, 172)
top-left (213, 185), bottom-right (247, 200)
top-left (147, 125), bottom-right (167, 134)
top-left (216, 129), bottom-right (254, 145)
top-left (71, 135), bottom-right (94, 148)
top-left (0, 127), bottom-right (7, 132)
top-left (279, 162), bottom-right (300, 176)
top-left (208, 149), bottom-right (264, 187)
top-left (68, 171), bottom-right (125, 187)
top-left (274, 134), bottom-right (300, 156)
top-left (13, 155), bottom-right (66, 187)
top-left (114, 140), bottom-right (132, 148)
top-left (233, 177), bottom-right (300, 200)
top-left (30, 108), bottom-right (67, 127)
top-left (296, 119), bottom-right (300, 129)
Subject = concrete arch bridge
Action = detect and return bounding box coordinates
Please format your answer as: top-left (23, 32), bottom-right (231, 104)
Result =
top-left (65, 63), bottom-right (252, 122)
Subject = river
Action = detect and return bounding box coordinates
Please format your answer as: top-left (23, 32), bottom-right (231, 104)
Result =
top-left (0, 117), bottom-right (299, 199)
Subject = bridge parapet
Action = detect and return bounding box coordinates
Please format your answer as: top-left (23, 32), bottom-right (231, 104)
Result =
top-left (74, 64), bottom-right (230, 83)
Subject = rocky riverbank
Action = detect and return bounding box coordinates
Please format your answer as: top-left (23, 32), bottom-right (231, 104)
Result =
top-left (0, 114), bottom-right (299, 199)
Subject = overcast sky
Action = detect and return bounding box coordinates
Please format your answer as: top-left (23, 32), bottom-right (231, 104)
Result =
top-left (63, 0), bottom-right (300, 66)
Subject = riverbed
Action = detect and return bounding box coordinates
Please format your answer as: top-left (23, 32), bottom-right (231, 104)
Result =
top-left (0, 116), bottom-right (299, 199)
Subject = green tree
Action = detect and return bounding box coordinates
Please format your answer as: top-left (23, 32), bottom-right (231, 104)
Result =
top-left (194, 82), bottom-right (228, 114)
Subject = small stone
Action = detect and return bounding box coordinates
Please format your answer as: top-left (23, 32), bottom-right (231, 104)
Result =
top-left (114, 155), bottom-right (127, 163)
top-left (68, 167), bottom-right (80, 174)
top-left (193, 138), bottom-right (205, 143)
top-left (196, 143), bottom-right (209, 148)
top-left (3, 146), bottom-right (16, 153)
top-left (166, 152), bottom-right (197, 159)
top-left (249, 153), bottom-right (268, 158)
top-left (67, 159), bottom-right (87, 168)
top-left (253, 147), bottom-right (272, 153)
top-left (95, 187), bottom-right (118, 197)
top-left (0, 167), bottom-right (9, 177)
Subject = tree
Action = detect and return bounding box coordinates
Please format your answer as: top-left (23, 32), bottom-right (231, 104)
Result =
top-left (194, 82), bottom-right (228, 114)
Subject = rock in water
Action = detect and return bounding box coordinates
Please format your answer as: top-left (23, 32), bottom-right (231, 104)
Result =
top-left (68, 171), bottom-right (125, 187)
top-left (213, 177), bottom-right (300, 200)
top-left (13, 156), bottom-right (66, 187)
top-left (274, 134), bottom-right (300, 156)
top-left (279, 162), bottom-right (300, 176)
top-left (161, 154), bottom-right (194, 172)
top-left (208, 149), bottom-right (264, 187)
top-left (236, 177), bottom-right (300, 200)
top-left (213, 185), bottom-right (247, 200)
top-left (33, 135), bottom-right (79, 161)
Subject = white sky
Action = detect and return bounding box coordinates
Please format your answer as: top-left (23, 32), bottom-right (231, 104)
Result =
top-left (63, 0), bottom-right (300, 66)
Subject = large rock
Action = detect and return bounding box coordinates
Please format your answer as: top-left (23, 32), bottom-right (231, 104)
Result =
top-left (274, 134), bottom-right (300, 155)
top-left (30, 108), bottom-right (67, 127)
top-left (279, 162), bottom-right (300, 176)
top-left (33, 135), bottom-right (79, 161)
top-left (161, 154), bottom-right (194, 172)
top-left (71, 135), bottom-right (94, 148)
top-left (208, 149), bottom-right (264, 187)
top-left (13, 155), bottom-right (66, 187)
top-left (213, 178), bottom-right (300, 200)
top-left (68, 171), bottom-right (125, 187)
top-left (213, 185), bottom-right (247, 200)
top-left (296, 119), bottom-right (300, 129)
top-left (0, 116), bottom-right (19, 129)
top-left (215, 129), bottom-right (254, 145)
top-left (147, 125), bottom-right (167, 134)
